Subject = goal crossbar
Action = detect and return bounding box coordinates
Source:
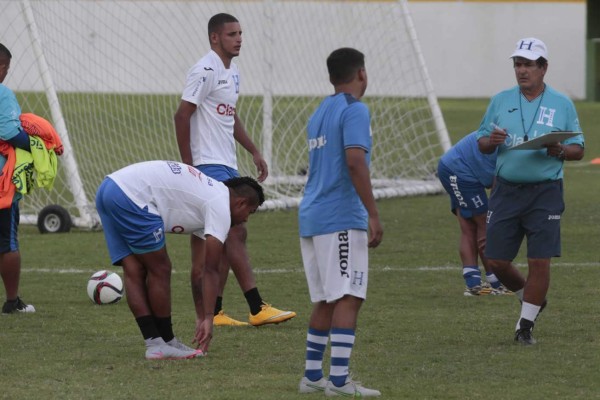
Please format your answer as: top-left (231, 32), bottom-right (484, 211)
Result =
top-left (1, 0), bottom-right (449, 227)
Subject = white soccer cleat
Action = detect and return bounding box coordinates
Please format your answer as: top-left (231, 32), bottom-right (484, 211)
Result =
top-left (167, 337), bottom-right (204, 357)
top-left (145, 337), bottom-right (197, 360)
top-left (325, 379), bottom-right (381, 397)
top-left (298, 377), bottom-right (328, 393)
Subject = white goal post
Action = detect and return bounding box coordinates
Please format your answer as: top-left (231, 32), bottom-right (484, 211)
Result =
top-left (1, 0), bottom-right (450, 229)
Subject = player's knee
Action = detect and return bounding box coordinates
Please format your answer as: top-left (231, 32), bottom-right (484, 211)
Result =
top-left (489, 259), bottom-right (511, 272)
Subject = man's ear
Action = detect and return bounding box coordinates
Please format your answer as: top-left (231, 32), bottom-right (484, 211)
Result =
top-left (232, 196), bottom-right (248, 209)
top-left (210, 31), bottom-right (219, 45)
top-left (357, 67), bottom-right (366, 82)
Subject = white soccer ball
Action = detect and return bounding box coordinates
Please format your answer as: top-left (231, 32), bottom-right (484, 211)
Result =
top-left (87, 270), bottom-right (124, 305)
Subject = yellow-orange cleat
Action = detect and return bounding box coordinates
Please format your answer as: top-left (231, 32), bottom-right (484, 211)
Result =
top-left (249, 304), bottom-right (296, 326)
top-left (213, 310), bottom-right (249, 326)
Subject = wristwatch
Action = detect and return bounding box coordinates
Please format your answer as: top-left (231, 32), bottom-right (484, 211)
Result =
top-left (557, 146), bottom-right (566, 161)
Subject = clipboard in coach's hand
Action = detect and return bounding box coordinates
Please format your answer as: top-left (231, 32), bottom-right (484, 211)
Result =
top-left (509, 131), bottom-right (582, 150)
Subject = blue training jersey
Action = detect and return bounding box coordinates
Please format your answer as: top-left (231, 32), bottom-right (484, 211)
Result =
top-left (476, 85), bottom-right (584, 183)
top-left (0, 83), bottom-right (23, 172)
top-left (299, 93), bottom-right (371, 237)
top-left (439, 131), bottom-right (497, 188)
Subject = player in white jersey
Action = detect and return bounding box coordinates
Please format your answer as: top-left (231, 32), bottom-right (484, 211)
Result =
top-left (95, 161), bottom-right (265, 359)
top-left (174, 13), bottom-right (295, 327)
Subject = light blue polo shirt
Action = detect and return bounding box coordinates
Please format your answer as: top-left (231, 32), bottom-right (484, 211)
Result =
top-left (477, 85), bottom-right (584, 183)
top-left (299, 93), bottom-right (371, 237)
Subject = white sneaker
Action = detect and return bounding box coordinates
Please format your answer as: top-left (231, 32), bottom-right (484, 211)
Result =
top-left (325, 379), bottom-right (381, 397)
top-left (144, 337), bottom-right (197, 360)
top-left (298, 377), bottom-right (327, 393)
top-left (167, 337), bottom-right (204, 357)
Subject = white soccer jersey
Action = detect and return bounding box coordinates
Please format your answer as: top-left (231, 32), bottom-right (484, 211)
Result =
top-left (181, 50), bottom-right (240, 169)
top-left (108, 160), bottom-right (231, 243)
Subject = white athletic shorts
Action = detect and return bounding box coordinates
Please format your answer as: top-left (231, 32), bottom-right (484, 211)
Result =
top-left (300, 229), bottom-right (369, 303)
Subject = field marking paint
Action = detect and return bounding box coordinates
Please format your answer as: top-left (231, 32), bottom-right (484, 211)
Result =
top-left (23, 262), bottom-right (600, 275)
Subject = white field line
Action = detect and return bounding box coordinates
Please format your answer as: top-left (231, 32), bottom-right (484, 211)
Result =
top-left (22, 262), bottom-right (600, 275)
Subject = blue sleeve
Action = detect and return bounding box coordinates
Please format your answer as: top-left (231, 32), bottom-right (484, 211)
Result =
top-left (6, 128), bottom-right (31, 152)
top-left (563, 99), bottom-right (584, 147)
top-left (342, 102), bottom-right (371, 152)
top-left (0, 85), bottom-right (23, 141)
top-left (476, 96), bottom-right (499, 140)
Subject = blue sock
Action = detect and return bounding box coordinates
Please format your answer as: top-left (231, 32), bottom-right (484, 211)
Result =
top-left (329, 328), bottom-right (355, 387)
top-left (463, 266), bottom-right (481, 288)
top-left (304, 327), bottom-right (329, 381)
top-left (486, 272), bottom-right (501, 289)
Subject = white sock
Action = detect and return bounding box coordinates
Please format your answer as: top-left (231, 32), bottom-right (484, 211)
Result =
top-left (485, 272), bottom-right (500, 288)
top-left (515, 302), bottom-right (541, 331)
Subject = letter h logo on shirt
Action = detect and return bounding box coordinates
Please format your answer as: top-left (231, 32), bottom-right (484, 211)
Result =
top-left (537, 107), bottom-right (556, 127)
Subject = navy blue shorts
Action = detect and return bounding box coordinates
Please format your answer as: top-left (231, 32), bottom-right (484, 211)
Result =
top-left (194, 164), bottom-right (239, 182)
top-left (485, 177), bottom-right (564, 260)
top-left (437, 161), bottom-right (489, 218)
top-left (0, 201), bottom-right (19, 253)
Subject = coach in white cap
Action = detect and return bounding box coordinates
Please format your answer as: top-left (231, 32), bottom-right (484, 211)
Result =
top-left (476, 37), bottom-right (585, 345)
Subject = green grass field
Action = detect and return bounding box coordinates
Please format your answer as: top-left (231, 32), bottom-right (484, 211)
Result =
top-left (1, 99), bottom-right (599, 399)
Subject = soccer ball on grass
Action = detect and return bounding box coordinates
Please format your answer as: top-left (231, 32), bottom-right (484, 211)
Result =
top-left (87, 270), bottom-right (124, 305)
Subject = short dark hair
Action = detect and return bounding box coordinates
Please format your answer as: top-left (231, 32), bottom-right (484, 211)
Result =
top-left (327, 47), bottom-right (365, 85)
top-left (208, 13), bottom-right (239, 37)
top-left (512, 56), bottom-right (548, 69)
top-left (224, 176), bottom-right (265, 207)
top-left (536, 57), bottom-right (548, 68)
top-left (0, 43), bottom-right (12, 62)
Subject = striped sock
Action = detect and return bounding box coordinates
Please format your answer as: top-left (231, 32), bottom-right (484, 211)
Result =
top-left (463, 266), bottom-right (481, 288)
top-left (329, 328), bottom-right (355, 387)
top-left (486, 272), bottom-right (501, 289)
top-left (304, 327), bottom-right (329, 381)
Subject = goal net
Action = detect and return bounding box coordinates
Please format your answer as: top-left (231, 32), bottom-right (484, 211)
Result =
top-left (1, 0), bottom-right (450, 228)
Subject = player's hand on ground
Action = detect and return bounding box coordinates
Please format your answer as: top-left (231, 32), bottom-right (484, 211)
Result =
top-left (368, 216), bottom-right (383, 248)
top-left (253, 153), bottom-right (268, 182)
top-left (193, 318), bottom-right (214, 354)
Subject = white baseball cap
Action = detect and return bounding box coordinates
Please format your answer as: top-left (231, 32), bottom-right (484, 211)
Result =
top-left (510, 38), bottom-right (548, 60)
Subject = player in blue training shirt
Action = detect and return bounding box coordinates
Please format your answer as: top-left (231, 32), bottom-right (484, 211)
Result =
top-left (0, 43), bottom-right (35, 315)
top-left (298, 48), bottom-right (383, 397)
top-left (438, 131), bottom-right (511, 296)
top-left (477, 38), bottom-right (584, 345)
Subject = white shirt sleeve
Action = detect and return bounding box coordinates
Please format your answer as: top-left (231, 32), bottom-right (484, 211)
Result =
top-left (182, 60), bottom-right (217, 106)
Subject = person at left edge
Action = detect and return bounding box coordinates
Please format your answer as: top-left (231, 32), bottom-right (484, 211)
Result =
top-left (0, 43), bottom-right (35, 315)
